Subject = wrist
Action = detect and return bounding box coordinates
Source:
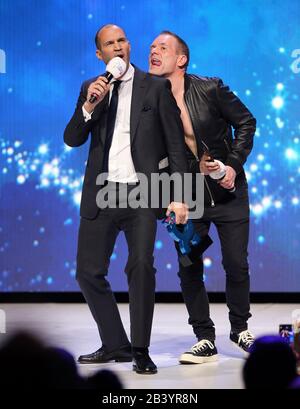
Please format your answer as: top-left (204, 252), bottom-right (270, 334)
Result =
top-left (226, 165), bottom-right (237, 177)
top-left (83, 101), bottom-right (95, 114)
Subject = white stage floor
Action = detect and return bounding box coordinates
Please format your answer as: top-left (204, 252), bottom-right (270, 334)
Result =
top-left (0, 303), bottom-right (298, 389)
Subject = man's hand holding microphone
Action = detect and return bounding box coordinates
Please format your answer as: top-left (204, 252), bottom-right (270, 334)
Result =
top-left (84, 77), bottom-right (111, 113)
top-left (199, 151), bottom-right (236, 192)
top-left (83, 56), bottom-right (126, 113)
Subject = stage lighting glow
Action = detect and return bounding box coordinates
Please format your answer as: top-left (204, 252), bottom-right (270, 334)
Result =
top-left (250, 163), bottom-right (258, 172)
top-left (41, 178), bottom-right (50, 187)
top-left (17, 175), bottom-right (26, 184)
top-left (262, 197), bottom-right (272, 207)
top-left (203, 258), bottom-right (212, 268)
top-left (285, 148), bottom-right (298, 160)
top-left (245, 171), bottom-right (251, 181)
top-left (73, 191), bottom-right (81, 206)
top-left (38, 144), bottom-right (48, 155)
top-left (63, 218), bottom-right (72, 226)
top-left (264, 164), bottom-right (271, 171)
top-left (64, 144), bottom-right (72, 152)
top-left (276, 83), bottom-right (284, 91)
top-left (155, 240), bottom-right (163, 250)
top-left (272, 96), bottom-right (284, 109)
top-left (258, 235), bottom-right (265, 244)
top-left (252, 204), bottom-right (264, 215)
top-left (275, 117), bottom-right (284, 128)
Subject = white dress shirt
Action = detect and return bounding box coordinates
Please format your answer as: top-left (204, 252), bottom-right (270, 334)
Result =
top-left (82, 64), bottom-right (138, 183)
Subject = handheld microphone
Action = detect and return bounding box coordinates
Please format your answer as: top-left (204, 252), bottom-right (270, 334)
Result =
top-left (200, 140), bottom-right (235, 193)
top-left (89, 56), bottom-right (127, 104)
top-left (209, 161), bottom-right (236, 193)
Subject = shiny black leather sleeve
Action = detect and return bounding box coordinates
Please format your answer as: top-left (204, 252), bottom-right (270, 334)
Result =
top-left (214, 79), bottom-right (256, 174)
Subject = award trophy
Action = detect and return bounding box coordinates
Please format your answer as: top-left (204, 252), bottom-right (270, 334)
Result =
top-left (162, 212), bottom-right (213, 267)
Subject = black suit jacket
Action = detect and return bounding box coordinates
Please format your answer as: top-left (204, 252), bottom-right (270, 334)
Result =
top-left (64, 67), bottom-right (188, 219)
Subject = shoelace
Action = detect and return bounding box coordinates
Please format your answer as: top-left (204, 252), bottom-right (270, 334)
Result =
top-left (238, 330), bottom-right (255, 347)
top-left (191, 339), bottom-right (214, 353)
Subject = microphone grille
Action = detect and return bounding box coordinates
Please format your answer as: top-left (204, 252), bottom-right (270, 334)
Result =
top-left (106, 57), bottom-right (126, 79)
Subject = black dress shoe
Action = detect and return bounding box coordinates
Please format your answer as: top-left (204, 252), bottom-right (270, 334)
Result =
top-left (132, 351), bottom-right (157, 374)
top-left (78, 345), bottom-right (132, 364)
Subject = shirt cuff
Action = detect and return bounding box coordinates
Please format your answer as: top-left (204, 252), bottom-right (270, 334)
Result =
top-left (82, 105), bottom-right (93, 122)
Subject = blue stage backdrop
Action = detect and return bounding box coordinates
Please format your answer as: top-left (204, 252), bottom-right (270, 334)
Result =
top-left (0, 0), bottom-right (300, 292)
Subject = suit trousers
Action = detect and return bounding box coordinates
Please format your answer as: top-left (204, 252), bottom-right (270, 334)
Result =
top-left (76, 183), bottom-right (157, 351)
top-left (177, 181), bottom-right (252, 341)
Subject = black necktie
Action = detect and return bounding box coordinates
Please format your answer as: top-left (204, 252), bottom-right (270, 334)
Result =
top-left (102, 80), bottom-right (122, 174)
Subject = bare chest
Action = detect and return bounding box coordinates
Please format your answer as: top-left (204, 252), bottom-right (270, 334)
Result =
top-left (176, 98), bottom-right (198, 157)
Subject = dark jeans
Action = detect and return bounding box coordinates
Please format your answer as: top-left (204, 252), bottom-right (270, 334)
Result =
top-left (76, 183), bottom-right (157, 351)
top-left (177, 181), bottom-right (252, 341)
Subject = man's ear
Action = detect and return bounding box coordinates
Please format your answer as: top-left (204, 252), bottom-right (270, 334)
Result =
top-left (96, 49), bottom-right (103, 61)
top-left (177, 54), bottom-right (187, 69)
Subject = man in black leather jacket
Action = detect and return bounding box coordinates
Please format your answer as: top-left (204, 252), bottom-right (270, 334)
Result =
top-left (149, 31), bottom-right (257, 363)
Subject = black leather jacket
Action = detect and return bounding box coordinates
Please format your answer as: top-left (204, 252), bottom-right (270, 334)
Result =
top-left (183, 74), bottom-right (256, 206)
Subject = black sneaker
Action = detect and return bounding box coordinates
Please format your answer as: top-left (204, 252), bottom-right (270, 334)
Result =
top-left (230, 330), bottom-right (255, 354)
top-left (179, 339), bottom-right (218, 364)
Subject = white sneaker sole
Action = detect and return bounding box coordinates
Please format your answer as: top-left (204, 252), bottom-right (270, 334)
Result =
top-left (179, 353), bottom-right (218, 364)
